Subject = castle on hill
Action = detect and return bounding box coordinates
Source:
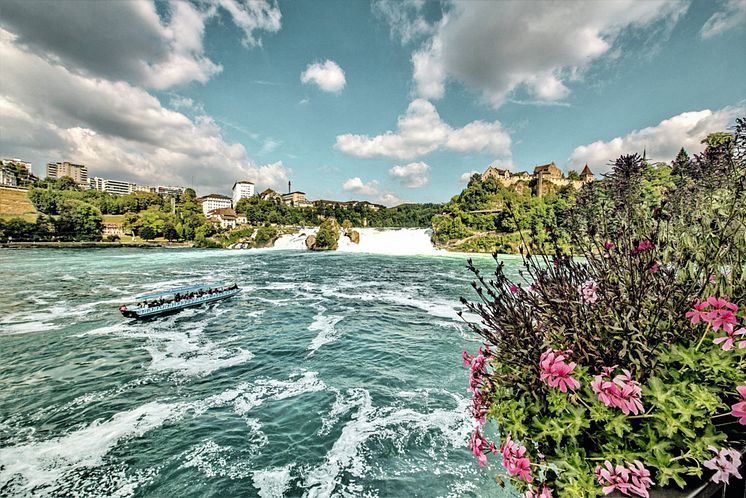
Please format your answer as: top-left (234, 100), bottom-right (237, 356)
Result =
top-left (482, 161), bottom-right (593, 196)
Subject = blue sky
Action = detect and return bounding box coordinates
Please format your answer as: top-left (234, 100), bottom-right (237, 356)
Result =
top-left (1, 0), bottom-right (744, 204)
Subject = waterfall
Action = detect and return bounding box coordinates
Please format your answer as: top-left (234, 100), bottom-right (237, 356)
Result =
top-left (337, 228), bottom-right (442, 255)
top-left (271, 228), bottom-right (317, 250)
top-left (270, 227), bottom-right (442, 255)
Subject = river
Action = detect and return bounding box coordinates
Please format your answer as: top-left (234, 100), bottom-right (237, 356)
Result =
top-left (0, 245), bottom-right (521, 497)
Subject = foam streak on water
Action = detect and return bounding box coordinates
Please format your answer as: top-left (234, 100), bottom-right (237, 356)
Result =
top-left (0, 248), bottom-right (504, 497)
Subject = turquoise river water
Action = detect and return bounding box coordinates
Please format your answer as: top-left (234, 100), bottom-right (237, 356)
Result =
top-left (0, 248), bottom-right (520, 497)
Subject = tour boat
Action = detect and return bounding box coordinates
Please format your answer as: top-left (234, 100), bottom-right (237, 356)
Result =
top-left (119, 282), bottom-right (240, 319)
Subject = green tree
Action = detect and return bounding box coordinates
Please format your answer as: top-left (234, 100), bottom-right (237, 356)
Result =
top-left (163, 222), bottom-right (178, 241)
top-left (567, 170), bottom-right (580, 180)
top-left (138, 225), bottom-right (156, 240)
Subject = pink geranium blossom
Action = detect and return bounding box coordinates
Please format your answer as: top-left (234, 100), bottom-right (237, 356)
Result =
top-left (648, 261), bottom-right (658, 273)
top-left (539, 349), bottom-right (580, 393)
top-left (704, 446), bottom-right (742, 484)
top-left (577, 279), bottom-right (599, 304)
top-left (731, 385), bottom-right (746, 425)
top-left (524, 484), bottom-right (552, 498)
top-left (595, 460), bottom-right (653, 497)
top-left (685, 299), bottom-right (709, 325)
top-left (500, 434), bottom-right (533, 482)
top-left (713, 326), bottom-right (746, 351)
top-left (510, 283), bottom-right (520, 293)
top-left (604, 241), bottom-right (615, 250)
top-left (591, 367), bottom-right (644, 415)
top-left (470, 428), bottom-right (497, 468)
top-left (462, 346), bottom-right (494, 426)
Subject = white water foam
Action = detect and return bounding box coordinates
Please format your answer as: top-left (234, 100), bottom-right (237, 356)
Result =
top-left (337, 228), bottom-right (443, 256)
top-left (307, 306), bottom-right (345, 355)
top-left (272, 229), bottom-right (317, 251)
top-left (0, 371), bottom-right (327, 496)
top-left (179, 440), bottom-right (254, 480)
top-left (253, 464), bottom-right (295, 498)
top-left (0, 400), bottom-right (187, 495)
top-left (303, 389), bottom-right (471, 498)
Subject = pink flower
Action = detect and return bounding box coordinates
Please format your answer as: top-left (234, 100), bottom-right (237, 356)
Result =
top-left (706, 296), bottom-right (738, 312)
top-left (540, 349), bottom-right (580, 393)
top-left (510, 283), bottom-right (520, 293)
top-left (592, 367), bottom-right (644, 415)
top-left (704, 446), bottom-right (742, 484)
top-left (710, 309), bottom-right (737, 332)
top-left (500, 434), bottom-right (533, 482)
top-left (636, 239), bottom-right (653, 252)
top-left (525, 484), bottom-right (552, 498)
top-left (595, 460), bottom-right (653, 497)
top-left (604, 241), bottom-right (615, 250)
top-left (713, 326), bottom-right (746, 351)
top-left (627, 460), bottom-right (654, 498)
top-left (463, 346), bottom-right (494, 426)
top-left (462, 350), bottom-right (471, 368)
top-left (577, 279), bottom-right (599, 305)
top-left (731, 385), bottom-right (746, 425)
top-left (648, 262), bottom-right (658, 273)
top-left (685, 299), bottom-right (709, 325)
top-left (470, 428), bottom-right (497, 468)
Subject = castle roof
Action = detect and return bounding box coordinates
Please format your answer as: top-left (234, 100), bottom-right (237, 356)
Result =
top-left (580, 164), bottom-right (593, 176)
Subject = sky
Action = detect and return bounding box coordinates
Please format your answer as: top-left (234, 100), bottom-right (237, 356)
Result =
top-left (0, 0), bottom-right (744, 205)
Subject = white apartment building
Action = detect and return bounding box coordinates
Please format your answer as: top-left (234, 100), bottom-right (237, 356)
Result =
top-left (232, 181), bottom-right (255, 207)
top-left (46, 161), bottom-right (88, 186)
top-left (198, 194), bottom-right (232, 215)
top-left (89, 177), bottom-right (131, 195)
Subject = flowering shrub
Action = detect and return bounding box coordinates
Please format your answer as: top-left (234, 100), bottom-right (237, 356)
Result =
top-left (459, 121), bottom-right (746, 496)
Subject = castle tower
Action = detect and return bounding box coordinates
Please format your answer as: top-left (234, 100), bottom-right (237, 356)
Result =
top-left (580, 164), bottom-right (594, 183)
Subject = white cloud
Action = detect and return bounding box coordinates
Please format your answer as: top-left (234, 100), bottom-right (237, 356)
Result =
top-left (409, 1), bottom-right (688, 106)
top-left (335, 99), bottom-right (511, 161)
top-left (300, 60), bottom-right (347, 93)
top-left (567, 106), bottom-right (742, 173)
top-left (342, 177), bottom-right (380, 196)
top-left (0, 0), bottom-right (281, 89)
top-left (341, 177), bottom-right (403, 206)
top-left (459, 170), bottom-right (480, 184)
top-left (389, 161), bottom-right (430, 188)
top-left (211, 0), bottom-right (282, 47)
top-left (372, 0), bottom-right (434, 44)
top-left (700, 0), bottom-right (746, 39)
top-left (0, 29), bottom-right (288, 194)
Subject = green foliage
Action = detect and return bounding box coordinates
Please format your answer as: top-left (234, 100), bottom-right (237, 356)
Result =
top-left (431, 173), bottom-right (576, 252)
top-left (234, 196), bottom-right (441, 228)
top-left (255, 225), bottom-right (278, 247)
top-left (313, 218), bottom-right (340, 250)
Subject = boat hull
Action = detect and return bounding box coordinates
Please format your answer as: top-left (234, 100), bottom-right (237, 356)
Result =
top-left (121, 288), bottom-right (240, 319)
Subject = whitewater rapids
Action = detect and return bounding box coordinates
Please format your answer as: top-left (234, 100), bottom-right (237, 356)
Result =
top-left (272, 228), bottom-right (444, 256)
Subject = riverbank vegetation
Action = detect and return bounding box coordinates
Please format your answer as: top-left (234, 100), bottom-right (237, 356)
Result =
top-left (431, 174), bottom-right (576, 253)
top-left (235, 196), bottom-right (441, 228)
top-left (0, 181), bottom-right (212, 243)
top-left (461, 121), bottom-right (746, 496)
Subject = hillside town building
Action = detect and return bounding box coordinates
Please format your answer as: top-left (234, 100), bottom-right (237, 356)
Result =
top-left (207, 208), bottom-right (246, 229)
top-left (0, 167), bottom-right (17, 187)
top-left (232, 181), bottom-right (255, 207)
top-left (46, 161), bottom-right (88, 186)
top-left (198, 194), bottom-right (232, 215)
